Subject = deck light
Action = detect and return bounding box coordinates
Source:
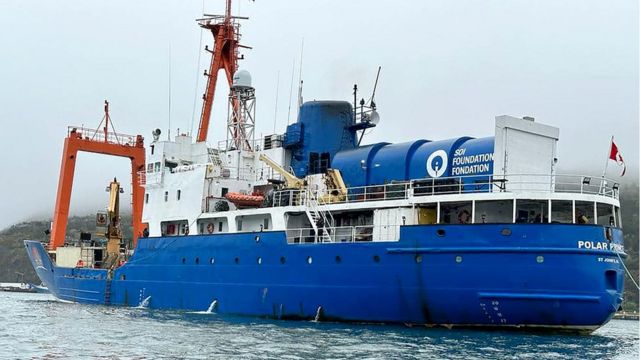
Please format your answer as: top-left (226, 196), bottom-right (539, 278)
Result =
top-left (582, 177), bottom-right (591, 185)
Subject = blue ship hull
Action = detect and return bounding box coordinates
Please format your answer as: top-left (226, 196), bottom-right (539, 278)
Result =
top-left (25, 224), bottom-right (625, 331)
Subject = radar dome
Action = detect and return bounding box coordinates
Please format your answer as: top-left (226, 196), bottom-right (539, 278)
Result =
top-left (232, 69), bottom-right (252, 89)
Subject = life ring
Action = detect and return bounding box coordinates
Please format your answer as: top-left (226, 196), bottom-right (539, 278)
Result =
top-left (76, 259), bottom-right (85, 268)
top-left (207, 223), bottom-right (214, 234)
top-left (458, 209), bottom-right (471, 224)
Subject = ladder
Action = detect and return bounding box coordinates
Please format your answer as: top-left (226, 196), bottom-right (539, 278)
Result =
top-left (305, 190), bottom-right (334, 243)
top-left (104, 279), bottom-right (112, 305)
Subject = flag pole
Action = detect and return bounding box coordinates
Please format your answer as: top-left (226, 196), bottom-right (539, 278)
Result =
top-left (601, 136), bottom-right (613, 178)
top-left (599, 136), bottom-right (613, 193)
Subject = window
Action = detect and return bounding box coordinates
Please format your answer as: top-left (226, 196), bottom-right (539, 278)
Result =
top-left (575, 201), bottom-right (594, 224)
top-left (551, 200), bottom-right (572, 223)
top-left (154, 162), bottom-right (161, 172)
top-left (440, 201), bottom-right (472, 224)
top-left (221, 187), bottom-right (229, 197)
top-left (177, 190), bottom-right (181, 201)
top-left (218, 222), bottom-right (223, 232)
top-left (515, 199), bottom-right (548, 223)
top-left (147, 163), bottom-right (154, 173)
top-left (145, 193), bottom-right (149, 204)
top-left (474, 200), bottom-right (513, 224)
top-left (614, 206), bottom-right (622, 228)
top-left (596, 203), bottom-right (614, 226)
top-left (237, 218), bottom-right (243, 231)
top-left (164, 191), bottom-right (168, 202)
top-left (263, 218), bottom-right (269, 230)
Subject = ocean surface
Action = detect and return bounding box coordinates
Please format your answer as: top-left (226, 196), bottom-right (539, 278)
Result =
top-left (0, 292), bottom-right (637, 360)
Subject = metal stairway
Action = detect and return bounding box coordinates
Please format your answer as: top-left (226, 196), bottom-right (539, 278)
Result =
top-left (305, 190), bottom-right (334, 243)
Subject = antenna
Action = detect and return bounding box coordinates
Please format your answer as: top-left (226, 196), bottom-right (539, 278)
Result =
top-left (287, 59), bottom-right (296, 125)
top-left (168, 42), bottom-right (172, 141)
top-left (369, 66), bottom-right (381, 109)
top-left (353, 66), bottom-right (383, 146)
top-left (297, 38), bottom-right (304, 110)
top-left (273, 70), bottom-right (280, 133)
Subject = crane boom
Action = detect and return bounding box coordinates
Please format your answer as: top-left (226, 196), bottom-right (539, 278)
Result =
top-left (258, 154), bottom-right (305, 189)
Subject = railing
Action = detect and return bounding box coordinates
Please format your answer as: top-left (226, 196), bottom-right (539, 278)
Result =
top-left (272, 173), bottom-right (619, 208)
top-left (216, 135), bottom-right (283, 153)
top-left (137, 170), bottom-right (162, 186)
top-left (286, 225), bottom-right (377, 244)
top-left (68, 126), bottom-right (138, 146)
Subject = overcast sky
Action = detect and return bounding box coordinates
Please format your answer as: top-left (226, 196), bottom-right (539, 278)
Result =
top-left (0, 0), bottom-right (637, 230)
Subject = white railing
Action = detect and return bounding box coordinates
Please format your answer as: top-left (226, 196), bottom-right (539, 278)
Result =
top-left (272, 173), bottom-right (619, 208)
top-left (285, 225), bottom-right (377, 244)
top-left (68, 126), bottom-right (139, 146)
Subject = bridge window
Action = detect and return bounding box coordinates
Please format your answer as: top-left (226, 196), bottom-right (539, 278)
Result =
top-left (575, 201), bottom-right (594, 224)
top-left (551, 200), bottom-right (572, 223)
top-left (474, 200), bottom-right (513, 224)
top-left (596, 203), bottom-right (614, 226)
top-left (440, 201), bottom-right (472, 224)
top-left (516, 199), bottom-right (548, 223)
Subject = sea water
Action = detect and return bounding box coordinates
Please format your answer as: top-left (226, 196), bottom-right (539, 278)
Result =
top-left (0, 292), bottom-right (637, 359)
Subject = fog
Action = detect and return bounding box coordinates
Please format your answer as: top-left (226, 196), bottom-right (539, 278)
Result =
top-left (0, 0), bottom-right (637, 230)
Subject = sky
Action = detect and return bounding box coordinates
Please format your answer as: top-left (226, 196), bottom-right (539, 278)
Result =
top-left (0, 0), bottom-right (638, 230)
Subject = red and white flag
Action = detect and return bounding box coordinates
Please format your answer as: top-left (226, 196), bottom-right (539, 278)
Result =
top-left (609, 139), bottom-right (626, 176)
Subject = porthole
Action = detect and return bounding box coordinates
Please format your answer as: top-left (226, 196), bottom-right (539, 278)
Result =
top-left (257, 257), bottom-right (262, 265)
top-left (181, 257), bottom-right (186, 264)
top-left (436, 229), bottom-right (446, 237)
top-left (455, 255), bottom-right (462, 263)
top-left (210, 257), bottom-right (215, 265)
top-left (501, 228), bottom-right (512, 236)
top-left (335, 255), bottom-right (342, 264)
top-left (307, 256), bottom-right (313, 264)
top-left (373, 255), bottom-right (380, 263)
top-left (280, 256), bottom-right (286, 264)
top-left (536, 255), bottom-right (544, 264)
top-left (415, 255), bottom-right (423, 264)
top-left (235, 257), bottom-right (240, 264)
top-left (195, 257), bottom-right (200, 265)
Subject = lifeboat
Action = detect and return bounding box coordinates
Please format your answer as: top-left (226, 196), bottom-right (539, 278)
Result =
top-left (225, 192), bottom-right (264, 208)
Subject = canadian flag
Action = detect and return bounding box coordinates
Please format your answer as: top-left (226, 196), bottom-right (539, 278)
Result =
top-left (609, 140), bottom-right (626, 176)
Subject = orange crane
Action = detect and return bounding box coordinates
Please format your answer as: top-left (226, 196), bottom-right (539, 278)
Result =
top-left (49, 101), bottom-right (145, 251)
top-left (196, 0), bottom-right (249, 143)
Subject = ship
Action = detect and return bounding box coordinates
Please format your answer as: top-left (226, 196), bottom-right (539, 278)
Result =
top-left (24, 2), bottom-right (626, 332)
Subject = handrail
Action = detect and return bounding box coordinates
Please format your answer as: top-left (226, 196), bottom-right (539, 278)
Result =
top-left (272, 173), bottom-right (619, 208)
top-left (68, 126), bottom-right (138, 147)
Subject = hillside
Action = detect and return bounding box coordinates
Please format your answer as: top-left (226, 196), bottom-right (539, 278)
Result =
top-left (1, 186), bottom-right (638, 310)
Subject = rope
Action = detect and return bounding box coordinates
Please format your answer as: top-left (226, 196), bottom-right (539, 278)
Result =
top-left (616, 250), bottom-right (640, 290)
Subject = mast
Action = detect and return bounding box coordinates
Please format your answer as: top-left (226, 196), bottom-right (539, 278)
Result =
top-left (196, 0), bottom-right (250, 143)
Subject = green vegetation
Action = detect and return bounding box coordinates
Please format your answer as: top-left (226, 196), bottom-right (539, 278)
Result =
top-left (1, 186), bottom-right (638, 310)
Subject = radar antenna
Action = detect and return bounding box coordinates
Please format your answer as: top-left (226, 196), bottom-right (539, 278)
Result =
top-left (350, 66), bottom-right (382, 146)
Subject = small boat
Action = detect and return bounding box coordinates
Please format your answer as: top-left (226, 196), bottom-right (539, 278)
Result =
top-left (225, 192), bottom-right (264, 208)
